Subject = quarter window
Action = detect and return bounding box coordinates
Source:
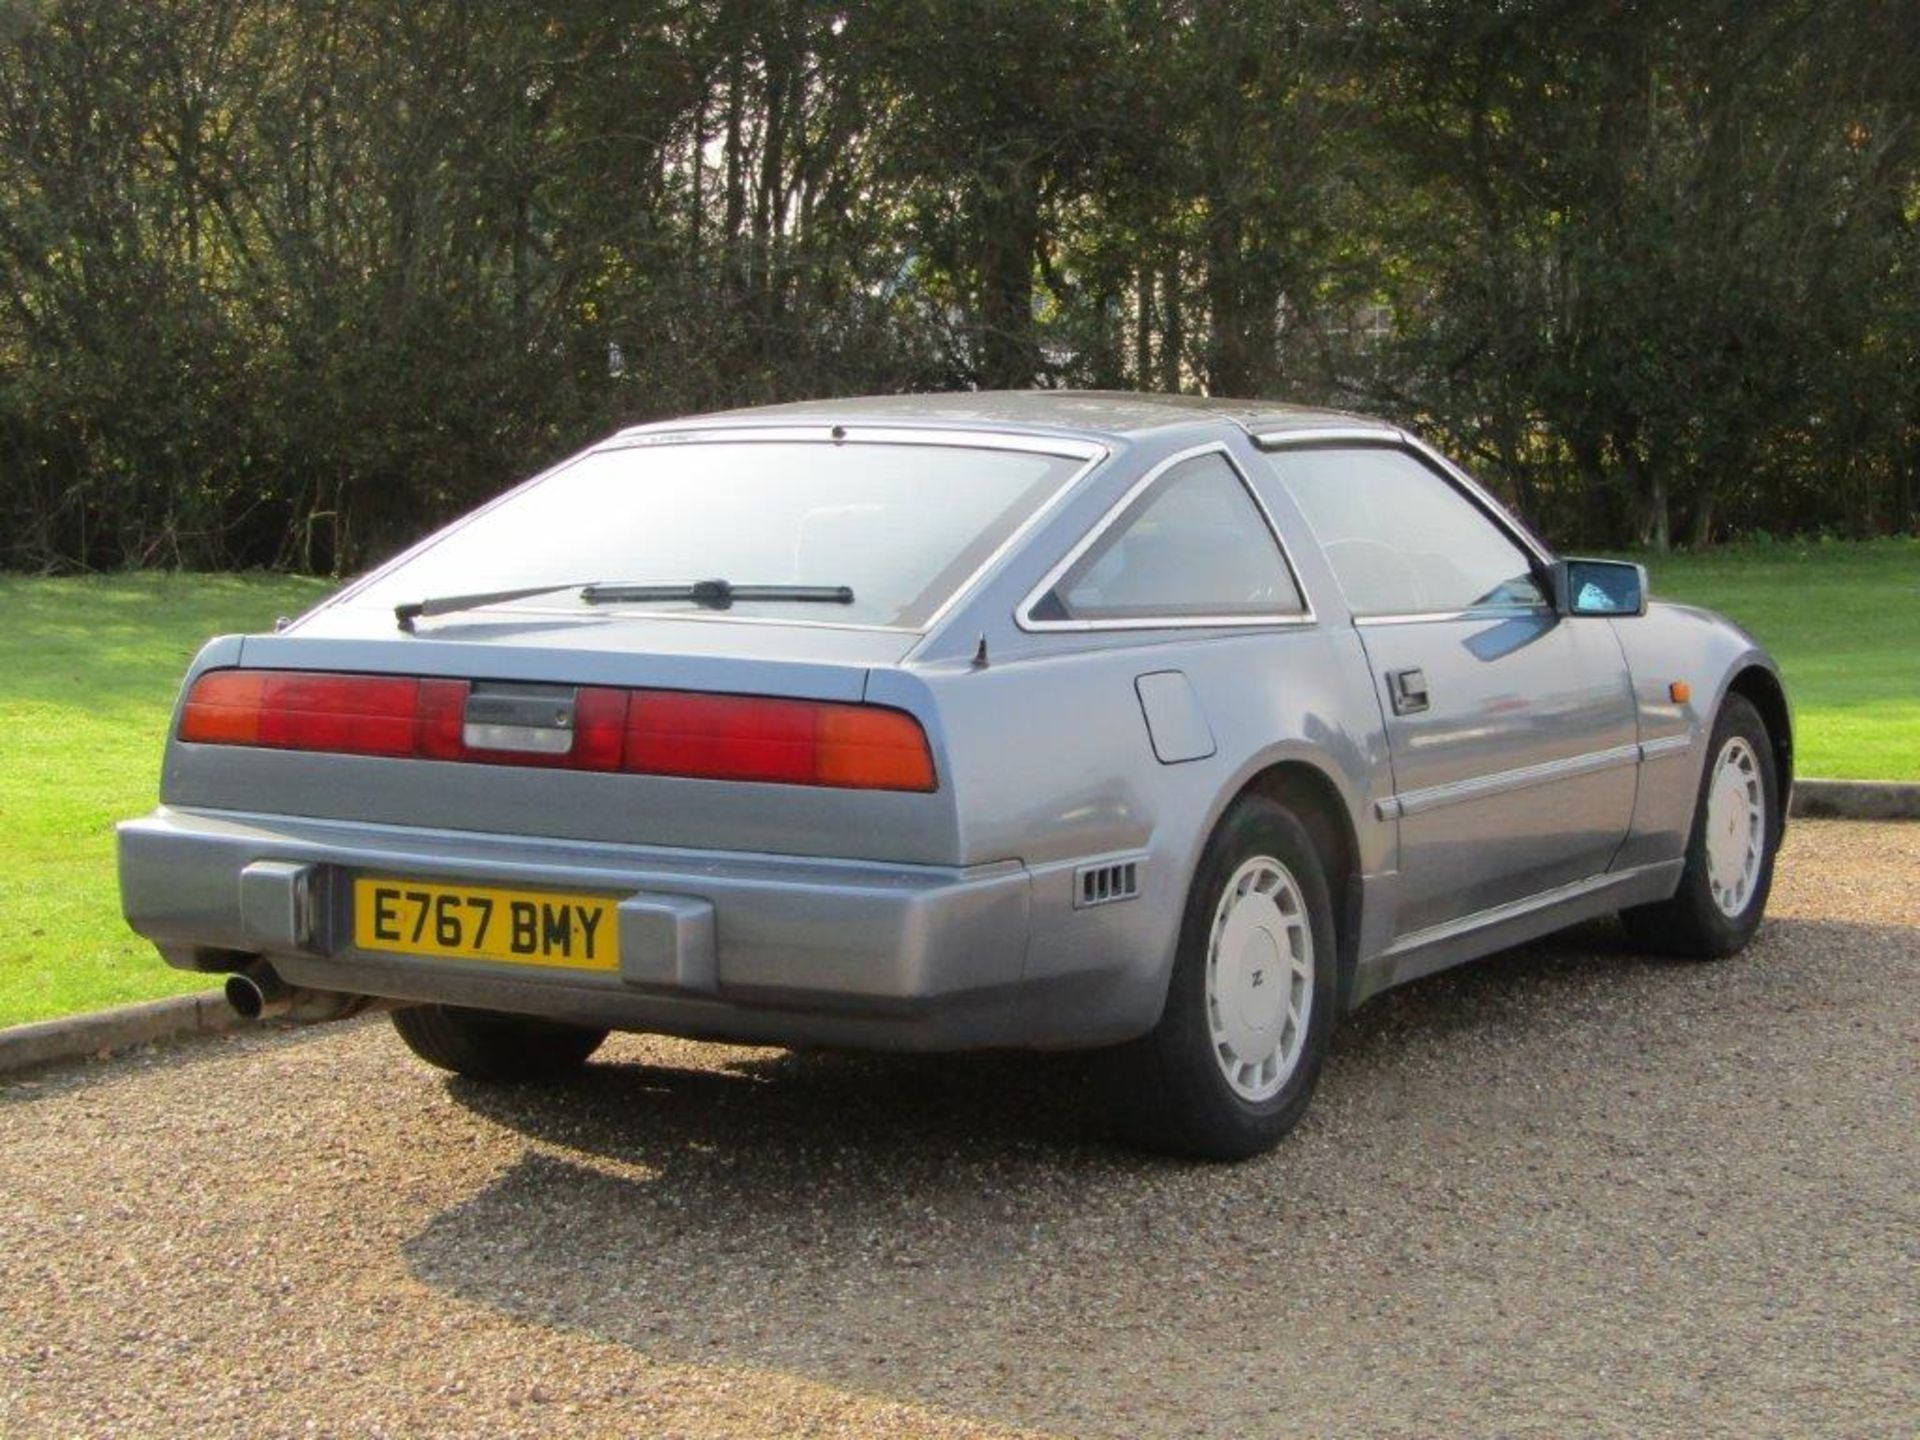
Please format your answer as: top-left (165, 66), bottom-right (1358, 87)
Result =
top-left (1031, 452), bottom-right (1304, 623)
top-left (1260, 447), bottom-right (1545, 617)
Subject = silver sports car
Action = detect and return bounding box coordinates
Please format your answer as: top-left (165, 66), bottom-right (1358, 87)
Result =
top-left (118, 392), bottom-right (1790, 1158)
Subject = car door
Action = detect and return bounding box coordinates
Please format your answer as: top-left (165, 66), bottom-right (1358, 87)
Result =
top-left (1252, 442), bottom-right (1639, 939)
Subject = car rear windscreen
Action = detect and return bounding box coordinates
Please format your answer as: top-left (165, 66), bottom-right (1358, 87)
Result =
top-left (344, 439), bottom-right (1088, 630)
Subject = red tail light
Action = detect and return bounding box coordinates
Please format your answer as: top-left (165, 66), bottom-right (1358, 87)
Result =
top-left (624, 690), bottom-right (938, 790)
top-left (179, 670), bottom-right (438, 758)
top-left (178, 670), bottom-right (937, 792)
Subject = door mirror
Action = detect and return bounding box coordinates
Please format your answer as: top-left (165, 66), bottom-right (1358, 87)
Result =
top-left (1550, 558), bottom-right (1648, 617)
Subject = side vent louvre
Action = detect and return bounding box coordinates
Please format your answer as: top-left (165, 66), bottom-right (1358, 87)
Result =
top-left (1074, 857), bottom-right (1144, 909)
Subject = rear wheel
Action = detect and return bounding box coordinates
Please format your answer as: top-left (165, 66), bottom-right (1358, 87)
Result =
top-left (1623, 693), bottom-right (1780, 958)
top-left (1107, 795), bottom-right (1337, 1161)
top-left (391, 1004), bottom-right (607, 1082)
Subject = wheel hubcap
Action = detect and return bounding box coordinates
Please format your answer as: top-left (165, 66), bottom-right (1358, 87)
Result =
top-left (1704, 736), bottom-right (1765, 918)
top-left (1206, 856), bottom-right (1313, 1102)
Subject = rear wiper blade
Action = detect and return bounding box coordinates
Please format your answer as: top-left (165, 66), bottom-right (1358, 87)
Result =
top-left (583, 580), bottom-right (855, 610)
top-left (395, 578), bottom-right (853, 631)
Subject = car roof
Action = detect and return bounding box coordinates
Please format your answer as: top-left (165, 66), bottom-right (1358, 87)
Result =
top-left (619, 390), bottom-right (1399, 444)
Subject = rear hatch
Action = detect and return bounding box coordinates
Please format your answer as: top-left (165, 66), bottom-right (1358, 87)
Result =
top-left (160, 613), bottom-right (962, 865)
top-left (157, 424), bottom-right (1101, 867)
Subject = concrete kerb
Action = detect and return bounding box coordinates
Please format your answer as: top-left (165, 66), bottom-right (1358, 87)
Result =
top-left (0, 991), bottom-right (241, 1077)
top-left (2, 778), bottom-right (1913, 1076)
top-left (1790, 779), bottom-right (1920, 821)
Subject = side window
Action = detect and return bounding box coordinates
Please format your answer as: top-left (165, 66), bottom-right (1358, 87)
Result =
top-left (1260, 446), bottom-right (1546, 617)
top-left (1031, 452), bottom-right (1304, 623)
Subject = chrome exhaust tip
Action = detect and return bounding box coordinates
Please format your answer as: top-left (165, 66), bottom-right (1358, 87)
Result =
top-left (224, 964), bottom-right (292, 1020)
top-left (223, 961), bottom-right (398, 1025)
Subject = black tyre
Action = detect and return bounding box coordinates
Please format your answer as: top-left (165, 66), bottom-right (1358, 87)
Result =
top-left (1623, 693), bottom-right (1780, 959)
top-left (1108, 795), bottom-right (1338, 1161)
top-left (390, 1004), bottom-right (607, 1082)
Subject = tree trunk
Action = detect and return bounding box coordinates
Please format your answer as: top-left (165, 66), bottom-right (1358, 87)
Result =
top-left (1088, 289), bottom-right (1123, 389)
top-left (1205, 214), bottom-right (1248, 396)
top-left (1159, 259), bottom-right (1183, 392)
top-left (1635, 464), bottom-right (1671, 552)
top-left (1688, 491), bottom-right (1715, 549)
top-left (1495, 410), bottom-right (1536, 528)
top-left (689, 92), bottom-right (706, 256)
top-left (976, 167), bottom-right (1040, 388)
top-left (511, 189), bottom-right (531, 346)
top-left (721, 49), bottom-right (747, 297)
top-left (1134, 267), bottom-right (1155, 388)
top-left (752, 37), bottom-right (789, 337)
top-left (1895, 443), bottom-right (1917, 534)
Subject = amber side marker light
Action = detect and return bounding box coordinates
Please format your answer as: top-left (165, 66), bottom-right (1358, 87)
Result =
top-left (1669, 680), bottom-right (1692, 704)
top-left (178, 669), bottom-right (938, 792)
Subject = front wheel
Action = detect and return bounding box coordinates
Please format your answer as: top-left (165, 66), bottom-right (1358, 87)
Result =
top-left (1623, 693), bottom-right (1780, 959)
top-left (391, 1004), bottom-right (608, 1083)
top-left (1107, 795), bottom-right (1338, 1161)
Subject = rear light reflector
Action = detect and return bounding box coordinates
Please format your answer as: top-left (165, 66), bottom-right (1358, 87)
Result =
top-left (178, 670), bottom-right (936, 791)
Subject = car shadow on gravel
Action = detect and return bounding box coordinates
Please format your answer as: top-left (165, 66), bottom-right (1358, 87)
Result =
top-left (421, 917), bottom-right (1672, 1167)
top-left (399, 914), bottom-right (1859, 1435)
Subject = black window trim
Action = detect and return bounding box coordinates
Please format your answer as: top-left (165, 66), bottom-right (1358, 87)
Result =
top-left (1015, 440), bottom-right (1319, 633)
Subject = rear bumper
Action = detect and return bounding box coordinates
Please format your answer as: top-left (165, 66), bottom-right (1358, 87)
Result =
top-left (116, 806), bottom-right (1111, 1051)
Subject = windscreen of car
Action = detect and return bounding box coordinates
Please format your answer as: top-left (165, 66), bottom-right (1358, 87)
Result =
top-left (1260, 446), bottom-right (1545, 617)
top-left (344, 439), bottom-right (1086, 629)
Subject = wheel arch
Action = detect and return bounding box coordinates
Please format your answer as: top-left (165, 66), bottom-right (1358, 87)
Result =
top-left (1227, 760), bottom-right (1365, 1014)
top-left (1725, 663), bottom-right (1794, 829)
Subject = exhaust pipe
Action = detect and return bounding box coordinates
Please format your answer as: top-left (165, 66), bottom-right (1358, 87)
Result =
top-left (224, 961), bottom-right (397, 1025)
top-left (224, 964), bottom-right (292, 1020)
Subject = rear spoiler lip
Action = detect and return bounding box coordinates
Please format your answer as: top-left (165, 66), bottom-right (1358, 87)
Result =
top-left (230, 631), bottom-right (871, 705)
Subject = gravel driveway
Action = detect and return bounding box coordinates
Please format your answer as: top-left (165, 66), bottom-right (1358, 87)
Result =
top-left (2, 819), bottom-right (1914, 1439)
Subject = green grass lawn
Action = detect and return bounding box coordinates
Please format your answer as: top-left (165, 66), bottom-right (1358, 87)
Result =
top-left (0, 573), bottom-right (331, 1027)
top-left (0, 543), bottom-right (1913, 1028)
top-left (1636, 537), bottom-right (1919, 782)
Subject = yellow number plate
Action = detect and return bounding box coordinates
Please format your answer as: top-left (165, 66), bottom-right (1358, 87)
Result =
top-left (353, 878), bottom-right (619, 972)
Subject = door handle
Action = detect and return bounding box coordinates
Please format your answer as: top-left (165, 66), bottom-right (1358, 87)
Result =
top-left (1388, 667), bottom-right (1430, 715)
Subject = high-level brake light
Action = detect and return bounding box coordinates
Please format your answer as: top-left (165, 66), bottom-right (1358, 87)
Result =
top-left (178, 670), bottom-right (937, 792)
